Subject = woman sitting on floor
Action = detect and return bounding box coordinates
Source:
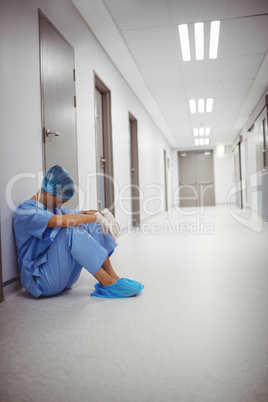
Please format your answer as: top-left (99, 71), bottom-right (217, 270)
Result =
top-left (13, 165), bottom-right (144, 299)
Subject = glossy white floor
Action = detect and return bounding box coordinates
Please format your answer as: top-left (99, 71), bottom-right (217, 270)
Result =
top-left (1, 205), bottom-right (268, 402)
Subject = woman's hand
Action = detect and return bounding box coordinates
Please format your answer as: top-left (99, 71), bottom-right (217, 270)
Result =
top-left (95, 212), bottom-right (118, 241)
top-left (101, 208), bottom-right (120, 237)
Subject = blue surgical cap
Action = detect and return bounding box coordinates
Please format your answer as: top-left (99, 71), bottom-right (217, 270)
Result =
top-left (41, 165), bottom-right (75, 199)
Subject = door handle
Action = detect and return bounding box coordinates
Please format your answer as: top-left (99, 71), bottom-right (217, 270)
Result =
top-left (131, 168), bottom-right (135, 172)
top-left (100, 158), bottom-right (106, 163)
top-left (46, 129), bottom-right (60, 137)
top-left (179, 181), bottom-right (196, 185)
top-left (197, 180), bottom-right (214, 185)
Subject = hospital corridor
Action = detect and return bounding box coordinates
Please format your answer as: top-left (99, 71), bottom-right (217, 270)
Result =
top-left (0, 206), bottom-right (267, 402)
top-left (1, 0), bottom-right (268, 401)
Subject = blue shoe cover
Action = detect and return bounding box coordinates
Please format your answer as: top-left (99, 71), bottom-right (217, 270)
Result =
top-left (121, 278), bottom-right (144, 291)
top-left (90, 278), bottom-right (143, 298)
top-left (94, 278), bottom-right (144, 293)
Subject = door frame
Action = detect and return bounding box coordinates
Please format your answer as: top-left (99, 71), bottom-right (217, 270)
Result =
top-left (39, 9), bottom-right (77, 173)
top-left (129, 113), bottom-right (140, 226)
top-left (163, 150), bottom-right (168, 211)
top-left (39, 10), bottom-right (79, 211)
top-left (0, 214), bottom-right (3, 302)
top-left (94, 74), bottom-right (115, 215)
top-left (232, 137), bottom-right (243, 209)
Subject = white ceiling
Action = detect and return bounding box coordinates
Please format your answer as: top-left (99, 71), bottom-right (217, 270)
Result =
top-left (72, 0), bottom-right (268, 149)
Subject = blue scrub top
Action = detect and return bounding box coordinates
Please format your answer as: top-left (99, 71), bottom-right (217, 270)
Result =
top-left (13, 200), bottom-right (79, 297)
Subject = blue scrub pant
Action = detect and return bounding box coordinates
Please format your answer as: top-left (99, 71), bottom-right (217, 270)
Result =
top-left (35, 223), bottom-right (117, 297)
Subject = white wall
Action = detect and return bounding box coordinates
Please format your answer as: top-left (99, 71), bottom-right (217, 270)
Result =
top-left (239, 88), bottom-right (268, 213)
top-left (170, 149), bottom-right (179, 207)
top-left (214, 146), bottom-right (234, 205)
top-left (0, 0), bottom-right (174, 283)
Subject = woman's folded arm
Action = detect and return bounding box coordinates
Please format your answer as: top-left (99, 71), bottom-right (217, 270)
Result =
top-left (48, 213), bottom-right (97, 228)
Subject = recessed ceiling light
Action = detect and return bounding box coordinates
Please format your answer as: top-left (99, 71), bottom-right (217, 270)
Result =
top-left (189, 99), bottom-right (196, 113)
top-left (193, 127), bottom-right (211, 137)
top-left (190, 99), bottom-right (213, 113)
top-left (200, 138), bottom-right (205, 145)
top-left (195, 22), bottom-right (204, 60)
top-left (209, 21), bottom-right (220, 59)
top-left (179, 20), bottom-right (220, 61)
top-left (204, 138), bottom-right (210, 145)
top-left (195, 139), bottom-right (200, 146)
top-left (206, 98), bottom-right (213, 112)
top-left (178, 24), bottom-right (191, 61)
top-left (198, 99), bottom-right (205, 113)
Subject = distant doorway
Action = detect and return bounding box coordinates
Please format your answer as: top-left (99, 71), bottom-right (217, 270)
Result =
top-left (39, 11), bottom-right (78, 208)
top-left (164, 150), bottom-right (168, 211)
top-left (233, 141), bottom-right (243, 209)
top-left (178, 150), bottom-right (215, 207)
top-left (0, 218), bottom-right (3, 303)
top-left (94, 75), bottom-right (115, 215)
top-left (129, 113), bottom-right (140, 226)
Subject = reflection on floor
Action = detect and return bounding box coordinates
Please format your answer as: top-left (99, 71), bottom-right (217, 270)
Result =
top-left (1, 206), bottom-right (268, 402)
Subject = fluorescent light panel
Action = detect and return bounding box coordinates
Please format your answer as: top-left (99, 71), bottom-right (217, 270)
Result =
top-left (178, 24), bottom-right (191, 61)
top-left (189, 99), bottom-right (196, 113)
top-left (193, 127), bottom-right (211, 136)
top-left (190, 99), bottom-right (213, 113)
top-left (193, 128), bottom-right (210, 146)
top-left (198, 98), bottom-right (205, 113)
top-left (209, 21), bottom-right (220, 59)
top-left (195, 22), bottom-right (204, 60)
top-left (194, 138), bottom-right (210, 146)
top-left (206, 98), bottom-right (213, 112)
top-left (179, 20), bottom-right (220, 61)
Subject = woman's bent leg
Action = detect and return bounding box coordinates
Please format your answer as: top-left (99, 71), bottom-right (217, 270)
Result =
top-left (101, 256), bottom-right (120, 280)
top-left (36, 225), bottom-right (117, 296)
